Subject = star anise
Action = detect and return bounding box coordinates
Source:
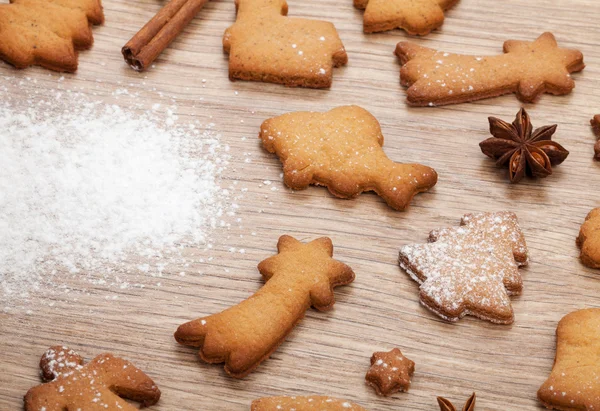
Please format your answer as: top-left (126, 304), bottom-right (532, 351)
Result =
top-left (480, 108), bottom-right (569, 183)
top-left (591, 115), bottom-right (600, 160)
top-left (437, 393), bottom-right (476, 411)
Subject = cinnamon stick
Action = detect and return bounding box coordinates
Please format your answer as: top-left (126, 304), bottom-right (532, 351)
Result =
top-left (122, 0), bottom-right (209, 71)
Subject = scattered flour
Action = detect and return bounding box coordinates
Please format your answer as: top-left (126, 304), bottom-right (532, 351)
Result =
top-left (0, 82), bottom-right (232, 310)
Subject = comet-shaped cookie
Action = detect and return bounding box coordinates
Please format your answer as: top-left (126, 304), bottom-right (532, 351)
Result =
top-left (259, 105), bottom-right (437, 211)
top-left (175, 235), bottom-right (355, 378)
top-left (354, 0), bottom-right (459, 35)
top-left (395, 32), bottom-right (584, 106)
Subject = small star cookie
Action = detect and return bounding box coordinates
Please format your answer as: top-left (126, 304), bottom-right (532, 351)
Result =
top-left (365, 348), bottom-right (415, 396)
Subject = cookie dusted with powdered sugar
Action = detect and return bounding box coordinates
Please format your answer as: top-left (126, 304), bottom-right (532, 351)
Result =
top-left (399, 212), bottom-right (528, 324)
top-left (24, 346), bottom-right (161, 410)
top-left (365, 348), bottom-right (415, 396)
top-left (259, 105), bottom-right (437, 211)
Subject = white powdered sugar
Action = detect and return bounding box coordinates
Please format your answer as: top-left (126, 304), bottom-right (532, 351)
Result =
top-left (0, 84), bottom-right (232, 310)
top-left (40, 346), bottom-right (83, 381)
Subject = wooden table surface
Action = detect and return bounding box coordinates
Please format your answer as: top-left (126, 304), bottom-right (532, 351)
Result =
top-left (2, 0), bottom-right (600, 410)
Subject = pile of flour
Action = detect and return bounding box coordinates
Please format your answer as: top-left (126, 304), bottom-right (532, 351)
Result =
top-left (0, 88), bottom-right (231, 310)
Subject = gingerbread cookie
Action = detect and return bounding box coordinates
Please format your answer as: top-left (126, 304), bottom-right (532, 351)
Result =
top-left (577, 208), bottom-right (600, 269)
top-left (438, 393), bottom-right (476, 411)
top-left (0, 0), bottom-right (104, 72)
top-left (354, 0), bottom-right (458, 35)
top-left (365, 348), bottom-right (415, 396)
top-left (175, 235), bottom-right (355, 378)
top-left (591, 115), bottom-right (600, 160)
top-left (399, 212), bottom-right (528, 324)
top-left (538, 309), bottom-right (600, 410)
top-left (24, 346), bottom-right (161, 410)
top-left (223, 0), bottom-right (347, 88)
top-left (252, 396), bottom-right (368, 410)
top-left (396, 32), bottom-right (584, 106)
top-left (259, 106), bottom-right (438, 210)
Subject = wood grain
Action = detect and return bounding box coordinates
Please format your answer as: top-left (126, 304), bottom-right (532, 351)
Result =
top-left (2, 0), bottom-right (600, 410)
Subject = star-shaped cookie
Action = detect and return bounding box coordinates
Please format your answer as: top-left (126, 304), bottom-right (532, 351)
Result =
top-left (259, 105), bottom-right (438, 211)
top-left (365, 348), bottom-right (415, 396)
top-left (354, 0), bottom-right (458, 34)
top-left (538, 309), bottom-right (600, 410)
top-left (399, 212), bottom-right (528, 324)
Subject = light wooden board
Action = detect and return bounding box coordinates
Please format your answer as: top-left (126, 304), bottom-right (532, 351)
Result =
top-left (2, 0), bottom-right (600, 409)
